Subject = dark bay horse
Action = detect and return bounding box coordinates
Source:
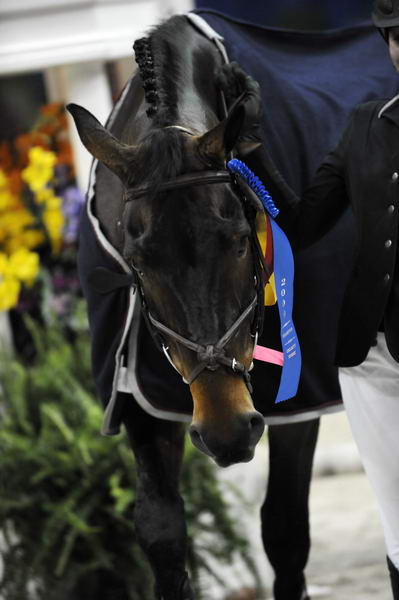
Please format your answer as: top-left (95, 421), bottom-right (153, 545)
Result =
top-left (68, 8), bottom-right (398, 599)
top-left (68, 15), bottom-right (277, 600)
top-left (67, 8), bottom-right (398, 598)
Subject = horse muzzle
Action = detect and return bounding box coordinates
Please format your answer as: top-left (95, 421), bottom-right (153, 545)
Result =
top-left (189, 410), bottom-right (265, 467)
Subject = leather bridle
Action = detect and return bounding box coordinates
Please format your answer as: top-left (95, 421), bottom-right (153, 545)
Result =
top-left (89, 148), bottom-right (271, 394)
top-left (122, 169), bottom-right (271, 393)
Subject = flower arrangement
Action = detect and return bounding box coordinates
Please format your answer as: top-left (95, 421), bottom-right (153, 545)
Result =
top-left (0, 103), bottom-right (84, 315)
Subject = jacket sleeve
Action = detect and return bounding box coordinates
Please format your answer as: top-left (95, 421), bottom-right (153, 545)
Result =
top-left (243, 142), bottom-right (300, 236)
top-left (293, 108), bottom-right (356, 249)
top-left (244, 109), bottom-right (355, 242)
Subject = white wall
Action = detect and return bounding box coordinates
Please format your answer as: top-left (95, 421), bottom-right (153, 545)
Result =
top-left (0, 0), bottom-right (163, 75)
top-left (0, 0), bottom-right (193, 189)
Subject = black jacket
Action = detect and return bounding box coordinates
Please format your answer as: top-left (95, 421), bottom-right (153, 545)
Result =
top-left (297, 97), bottom-right (399, 366)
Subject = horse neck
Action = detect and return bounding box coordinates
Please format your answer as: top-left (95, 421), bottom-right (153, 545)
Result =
top-left (148, 15), bottom-right (223, 134)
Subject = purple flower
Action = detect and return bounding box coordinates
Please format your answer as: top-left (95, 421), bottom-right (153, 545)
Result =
top-left (61, 186), bottom-right (85, 243)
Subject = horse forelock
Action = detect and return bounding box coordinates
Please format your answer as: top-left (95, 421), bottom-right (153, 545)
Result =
top-left (128, 127), bottom-right (187, 192)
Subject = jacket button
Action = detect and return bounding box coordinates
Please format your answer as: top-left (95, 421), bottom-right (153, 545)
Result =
top-left (388, 204), bottom-right (395, 214)
top-left (384, 273), bottom-right (391, 283)
top-left (392, 172), bottom-right (399, 182)
top-left (385, 239), bottom-right (393, 248)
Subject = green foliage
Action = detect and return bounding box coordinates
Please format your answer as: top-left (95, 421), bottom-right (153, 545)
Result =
top-left (0, 320), bottom-right (259, 599)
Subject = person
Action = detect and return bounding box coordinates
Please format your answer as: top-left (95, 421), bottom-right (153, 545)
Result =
top-left (282, 1), bottom-right (399, 596)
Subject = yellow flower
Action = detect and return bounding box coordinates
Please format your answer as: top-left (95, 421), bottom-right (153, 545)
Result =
top-left (4, 230), bottom-right (45, 254)
top-left (0, 253), bottom-right (10, 277)
top-left (0, 277), bottom-right (20, 311)
top-left (0, 209), bottom-right (34, 237)
top-left (35, 187), bottom-right (54, 205)
top-left (3, 235), bottom-right (22, 254)
top-left (0, 191), bottom-right (18, 212)
top-left (21, 146), bottom-right (57, 192)
top-left (0, 169), bottom-right (17, 212)
top-left (43, 208), bottom-right (64, 253)
top-left (0, 190), bottom-right (14, 212)
top-left (0, 169), bottom-right (8, 191)
top-left (0, 253), bottom-right (22, 310)
top-left (34, 188), bottom-right (62, 209)
top-left (46, 195), bottom-right (62, 211)
top-left (8, 248), bottom-right (40, 286)
top-left (22, 229), bottom-right (46, 250)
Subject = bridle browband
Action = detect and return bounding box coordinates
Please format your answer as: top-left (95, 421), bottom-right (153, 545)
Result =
top-left (126, 170), bottom-right (232, 198)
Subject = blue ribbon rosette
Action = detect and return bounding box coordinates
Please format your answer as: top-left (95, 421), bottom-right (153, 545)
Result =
top-left (227, 158), bottom-right (301, 403)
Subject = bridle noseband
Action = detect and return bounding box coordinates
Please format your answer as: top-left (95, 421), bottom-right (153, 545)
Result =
top-left (148, 295), bottom-right (257, 390)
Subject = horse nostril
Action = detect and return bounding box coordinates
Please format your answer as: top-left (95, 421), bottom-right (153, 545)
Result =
top-left (246, 412), bottom-right (265, 444)
top-left (189, 425), bottom-right (206, 449)
top-left (189, 426), bottom-right (202, 445)
top-left (189, 425), bottom-right (215, 459)
top-left (250, 415), bottom-right (263, 429)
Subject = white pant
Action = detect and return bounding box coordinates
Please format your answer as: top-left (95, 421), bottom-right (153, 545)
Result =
top-left (339, 333), bottom-right (399, 570)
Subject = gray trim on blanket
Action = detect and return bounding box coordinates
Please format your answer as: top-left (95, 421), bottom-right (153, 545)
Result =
top-left (263, 402), bottom-right (343, 426)
top-left (124, 299), bottom-right (191, 423)
top-left (186, 13), bottom-right (230, 63)
top-left (85, 79), bottom-right (138, 435)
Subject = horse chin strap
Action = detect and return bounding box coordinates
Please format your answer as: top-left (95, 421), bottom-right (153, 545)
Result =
top-left (147, 295), bottom-right (257, 392)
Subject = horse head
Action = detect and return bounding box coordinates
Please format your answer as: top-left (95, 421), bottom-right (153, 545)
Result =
top-left (68, 79), bottom-right (266, 467)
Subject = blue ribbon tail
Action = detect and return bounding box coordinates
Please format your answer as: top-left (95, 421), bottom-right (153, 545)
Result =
top-left (270, 218), bottom-right (301, 403)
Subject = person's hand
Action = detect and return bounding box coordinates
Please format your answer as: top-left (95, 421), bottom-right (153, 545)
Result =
top-left (217, 62), bottom-right (263, 155)
top-left (217, 61), bottom-right (262, 115)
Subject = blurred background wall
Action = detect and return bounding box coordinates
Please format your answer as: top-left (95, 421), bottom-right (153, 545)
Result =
top-left (0, 0), bottom-right (193, 191)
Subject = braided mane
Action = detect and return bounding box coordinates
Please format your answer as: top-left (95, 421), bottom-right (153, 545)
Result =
top-left (133, 37), bottom-right (158, 119)
top-left (133, 16), bottom-right (193, 126)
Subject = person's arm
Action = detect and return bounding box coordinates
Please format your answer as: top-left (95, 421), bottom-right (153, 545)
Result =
top-left (218, 61), bottom-right (353, 244)
top-left (244, 116), bottom-right (352, 245)
top-left (293, 110), bottom-right (355, 249)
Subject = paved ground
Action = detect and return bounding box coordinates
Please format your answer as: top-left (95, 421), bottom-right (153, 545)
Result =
top-left (306, 472), bottom-right (390, 600)
top-left (308, 412), bottom-right (390, 599)
top-left (203, 411), bottom-right (392, 600)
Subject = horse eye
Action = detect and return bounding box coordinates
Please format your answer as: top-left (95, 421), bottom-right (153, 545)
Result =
top-left (237, 236), bottom-right (249, 258)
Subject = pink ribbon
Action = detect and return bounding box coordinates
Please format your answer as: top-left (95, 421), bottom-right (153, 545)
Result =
top-left (254, 345), bottom-right (284, 366)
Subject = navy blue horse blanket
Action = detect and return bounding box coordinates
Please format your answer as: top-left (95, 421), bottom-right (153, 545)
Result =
top-left (78, 11), bottom-right (398, 434)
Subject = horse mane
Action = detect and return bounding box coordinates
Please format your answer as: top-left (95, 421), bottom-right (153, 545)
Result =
top-left (133, 15), bottom-right (189, 126)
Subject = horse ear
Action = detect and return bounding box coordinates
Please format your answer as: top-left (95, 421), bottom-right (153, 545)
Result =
top-left (67, 103), bottom-right (137, 182)
top-left (196, 91), bottom-right (262, 164)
